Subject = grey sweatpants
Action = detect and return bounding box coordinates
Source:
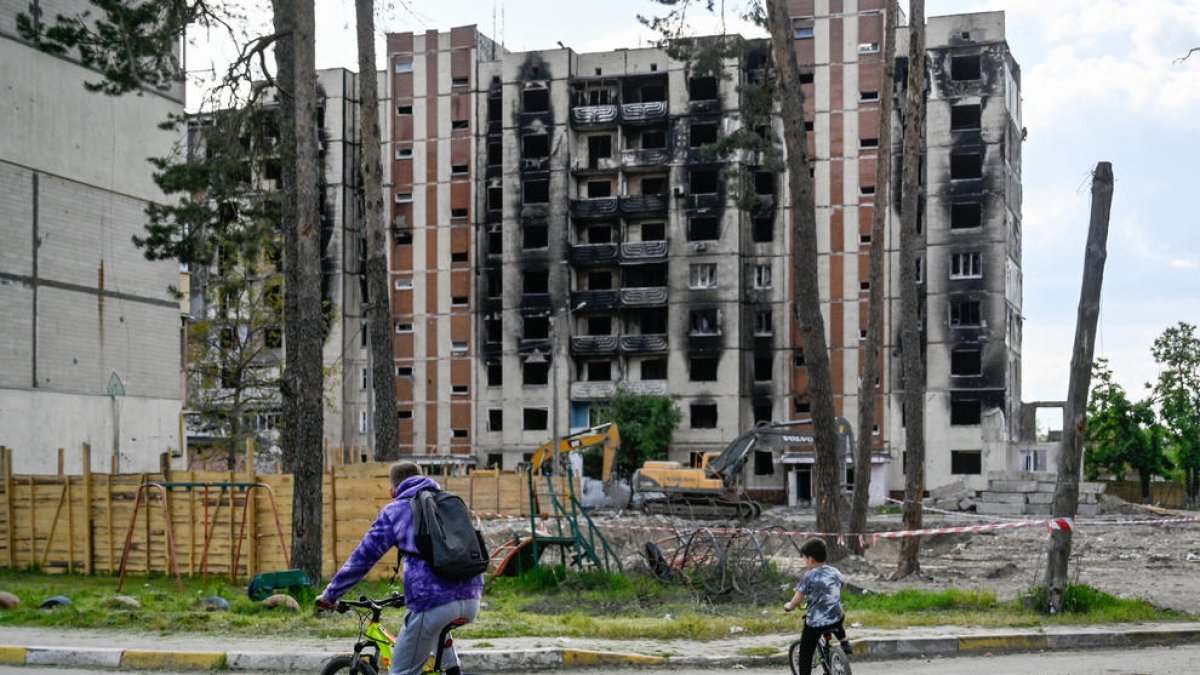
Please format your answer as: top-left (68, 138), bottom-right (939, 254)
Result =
top-left (389, 597), bottom-right (480, 675)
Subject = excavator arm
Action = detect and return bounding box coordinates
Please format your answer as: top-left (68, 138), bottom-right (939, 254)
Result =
top-left (527, 423), bottom-right (620, 482)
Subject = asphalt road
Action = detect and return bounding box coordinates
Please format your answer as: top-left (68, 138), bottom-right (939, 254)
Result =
top-left (2, 643), bottom-right (1199, 673)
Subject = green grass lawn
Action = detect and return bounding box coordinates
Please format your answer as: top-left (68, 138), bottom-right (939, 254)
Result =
top-left (0, 567), bottom-right (1186, 641)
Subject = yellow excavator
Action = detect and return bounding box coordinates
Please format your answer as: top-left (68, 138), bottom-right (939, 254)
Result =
top-left (631, 419), bottom-right (853, 519)
top-left (526, 422), bottom-right (620, 483)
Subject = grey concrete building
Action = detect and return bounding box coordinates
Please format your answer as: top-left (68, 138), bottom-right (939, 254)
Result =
top-left (0, 0), bottom-right (185, 473)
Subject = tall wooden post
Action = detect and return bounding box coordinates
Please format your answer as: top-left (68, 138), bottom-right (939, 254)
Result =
top-left (2, 448), bottom-right (13, 569)
top-left (82, 444), bottom-right (93, 574)
top-left (1044, 162), bottom-right (1114, 613)
top-left (245, 438), bottom-right (258, 578)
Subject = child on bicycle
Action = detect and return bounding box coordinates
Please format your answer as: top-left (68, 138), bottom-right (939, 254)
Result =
top-left (316, 461), bottom-right (483, 675)
top-left (783, 537), bottom-right (852, 674)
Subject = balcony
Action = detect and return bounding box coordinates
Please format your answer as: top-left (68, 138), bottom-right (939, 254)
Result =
top-left (570, 380), bottom-right (618, 400)
top-left (518, 337), bottom-right (552, 355)
top-left (571, 105), bottom-right (619, 129)
top-left (571, 156), bottom-right (620, 174)
top-left (689, 99), bottom-right (720, 115)
top-left (620, 148), bottom-right (671, 170)
top-left (620, 101), bottom-right (668, 127)
top-left (519, 293), bottom-right (553, 313)
top-left (619, 194), bottom-right (668, 217)
top-left (570, 197), bottom-right (619, 221)
top-left (569, 243), bottom-right (619, 265)
top-left (620, 333), bottom-right (668, 353)
top-left (570, 335), bottom-right (619, 355)
top-left (571, 289), bottom-right (619, 310)
top-left (685, 193), bottom-right (722, 211)
top-left (521, 156), bottom-right (551, 171)
top-left (620, 240), bottom-right (668, 263)
top-left (623, 380), bottom-right (668, 395)
top-left (620, 286), bottom-right (668, 308)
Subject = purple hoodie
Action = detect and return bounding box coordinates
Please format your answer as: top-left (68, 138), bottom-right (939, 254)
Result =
top-left (320, 475), bottom-right (484, 612)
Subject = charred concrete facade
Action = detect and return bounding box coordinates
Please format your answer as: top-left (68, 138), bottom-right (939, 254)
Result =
top-left (383, 5), bottom-right (1022, 497)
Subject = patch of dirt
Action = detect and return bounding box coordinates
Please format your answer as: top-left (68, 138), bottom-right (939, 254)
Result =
top-left (481, 496), bottom-right (1200, 614)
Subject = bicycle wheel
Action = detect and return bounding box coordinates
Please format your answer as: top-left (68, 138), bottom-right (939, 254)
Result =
top-left (787, 639), bottom-right (804, 675)
top-left (320, 654), bottom-right (379, 675)
top-left (823, 642), bottom-right (851, 675)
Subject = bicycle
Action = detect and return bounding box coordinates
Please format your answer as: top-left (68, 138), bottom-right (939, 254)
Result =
top-left (319, 593), bottom-right (470, 675)
top-left (787, 617), bottom-right (851, 675)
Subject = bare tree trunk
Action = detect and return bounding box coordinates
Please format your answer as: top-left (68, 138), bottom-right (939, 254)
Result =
top-left (1044, 162), bottom-right (1113, 613)
top-left (275, 0), bottom-right (324, 583)
top-left (849, 0), bottom-right (898, 552)
top-left (894, 0), bottom-right (927, 579)
top-left (355, 0), bottom-right (399, 461)
top-left (766, 0), bottom-right (843, 545)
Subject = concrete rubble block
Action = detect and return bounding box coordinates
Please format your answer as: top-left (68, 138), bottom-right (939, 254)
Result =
top-left (1076, 503), bottom-right (1100, 516)
top-left (976, 502), bottom-right (1026, 516)
top-left (1037, 481), bottom-right (1059, 492)
top-left (1025, 491), bottom-right (1055, 504)
top-left (1079, 482), bottom-right (1107, 494)
top-left (1024, 503), bottom-right (1052, 516)
top-left (958, 497), bottom-right (978, 511)
top-left (980, 492), bottom-right (1028, 505)
top-left (1079, 492), bottom-right (1097, 504)
top-left (988, 481), bottom-right (1039, 493)
top-left (930, 479), bottom-right (969, 500)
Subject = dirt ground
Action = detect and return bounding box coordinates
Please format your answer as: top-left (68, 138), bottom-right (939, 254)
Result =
top-left (482, 495), bottom-right (1200, 614)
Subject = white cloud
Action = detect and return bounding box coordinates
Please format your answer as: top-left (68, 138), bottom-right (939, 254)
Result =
top-left (1168, 258), bottom-right (1198, 269)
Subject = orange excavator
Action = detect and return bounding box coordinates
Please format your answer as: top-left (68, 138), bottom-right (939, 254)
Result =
top-left (525, 422), bottom-right (620, 483)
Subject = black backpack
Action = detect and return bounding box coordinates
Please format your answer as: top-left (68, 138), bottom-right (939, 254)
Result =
top-left (409, 489), bottom-right (489, 581)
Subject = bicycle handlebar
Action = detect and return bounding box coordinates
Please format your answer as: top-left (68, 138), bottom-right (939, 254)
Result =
top-left (336, 592), bottom-right (407, 614)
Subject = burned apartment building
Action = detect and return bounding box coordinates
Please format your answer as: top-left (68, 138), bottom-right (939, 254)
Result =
top-left (382, 3), bottom-right (1022, 500)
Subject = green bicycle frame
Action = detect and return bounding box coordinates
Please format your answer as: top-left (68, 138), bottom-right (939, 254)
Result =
top-left (362, 620), bottom-right (396, 671)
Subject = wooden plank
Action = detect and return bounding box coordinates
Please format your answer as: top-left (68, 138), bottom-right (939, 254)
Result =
top-left (66, 476), bottom-right (75, 573)
top-left (38, 482), bottom-right (67, 569)
top-left (329, 463), bottom-right (339, 571)
top-left (57, 448), bottom-right (64, 476)
top-left (81, 444), bottom-right (93, 574)
top-left (245, 439), bottom-right (257, 578)
top-left (106, 473), bottom-right (114, 574)
top-left (3, 448), bottom-right (13, 568)
top-left (26, 477), bottom-right (35, 570)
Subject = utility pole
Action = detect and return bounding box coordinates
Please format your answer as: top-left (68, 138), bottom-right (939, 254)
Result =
top-left (1044, 161), bottom-right (1114, 614)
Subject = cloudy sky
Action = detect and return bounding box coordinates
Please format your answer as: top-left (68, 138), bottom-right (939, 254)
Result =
top-left (197, 0), bottom-right (1199, 408)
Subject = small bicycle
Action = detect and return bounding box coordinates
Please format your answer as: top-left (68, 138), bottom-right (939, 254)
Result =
top-left (319, 593), bottom-right (469, 675)
top-left (787, 618), bottom-right (851, 675)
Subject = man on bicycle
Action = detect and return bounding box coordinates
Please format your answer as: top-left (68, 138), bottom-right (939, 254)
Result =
top-left (316, 462), bottom-right (483, 675)
top-left (784, 537), bottom-right (851, 674)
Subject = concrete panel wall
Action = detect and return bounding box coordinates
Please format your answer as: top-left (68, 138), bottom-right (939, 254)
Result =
top-left (0, 388), bottom-right (181, 473)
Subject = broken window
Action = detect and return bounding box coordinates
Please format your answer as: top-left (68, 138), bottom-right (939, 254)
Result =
top-left (793, 20), bottom-right (814, 39)
top-left (753, 218), bottom-right (774, 242)
top-left (487, 186), bottom-right (503, 211)
top-left (690, 121), bottom-right (718, 147)
top-left (860, 90), bottom-right (878, 101)
top-left (950, 201), bottom-right (983, 229)
top-left (523, 407), bottom-right (549, 429)
top-left (753, 402), bottom-right (773, 424)
top-left (450, 207), bottom-right (468, 219)
top-left (951, 450), bottom-right (982, 475)
top-left (950, 54), bottom-right (982, 81)
top-left (523, 269), bottom-right (549, 293)
top-left (486, 360), bottom-right (503, 386)
top-left (641, 358), bottom-right (667, 380)
top-left (586, 270), bottom-right (613, 290)
top-left (396, 104), bottom-right (413, 115)
top-left (523, 225), bottom-right (548, 249)
top-left (753, 450), bottom-right (775, 475)
top-left (951, 103), bottom-right (982, 130)
top-left (486, 452), bottom-right (503, 469)
top-left (950, 151), bottom-right (983, 179)
top-left (690, 308), bottom-right (720, 335)
top-left (640, 222), bottom-right (666, 240)
top-left (690, 403), bottom-right (718, 428)
top-left (949, 252), bottom-right (983, 279)
top-left (488, 410), bottom-right (503, 432)
top-left (486, 268), bottom-right (501, 296)
top-left (523, 88), bottom-right (550, 112)
top-left (798, 71), bottom-right (814, 85)
top-left (755, 309), bottom-right (773, 335)
top-left (689, 263), bottom-right (718, 289)
top-left (950, 391), bottom-right (979, 422)
top-left (689, 76), bottom-right (718, 100)
top-left (523, 179), bottom-right (550, 204)
top-left (587, 316), bottom-right (611, 335)
top-left (689, 357), bottom-right (719, 381)
top-left (860, 137), bottom-right (879, 149)
top-left (585, 360), bottom-right (612, 381)
top-left (690, 169), bottom-right (719, 194)
top-left (950, 346), bottom-right (983, 376)
top-left (523, 316), bottom-right (550, 340)
top-left (688, 216), bottom-right (720, 241)
top-left (639, 311), bottom-right (667, 334)
top-left (640, 130), bottom-right (667, 149)
top-left (451, 119), bottom-right (469, 130)
top-left (523, 362), bottom-right (549, 385)
top-left (753, 264), bottom-right (772, 289)
top-left (523, 134), bottom-right (549, 158)
top-left (587, 225), bottom-right (613, 243)
top-left (949, 298), bottom-right (982, 327)
top-left (754, 354), bottom-right (773, 381)
top-left (484, 314), bottom-right (501, 343)
top-left (755, 171), bottom-right (775, 195)
top-left (452, 76), bottom-right (468, 88)
top-left (640, 177), bottom-right (667, 196)
top-left (451, 250), bottom-right (468, 263)
top-left (487, 141), bottom-right (501, 166)
top-left (587, 180), bottom-right (612, 198)
top-left (588, 135), bottom-right (612, 164)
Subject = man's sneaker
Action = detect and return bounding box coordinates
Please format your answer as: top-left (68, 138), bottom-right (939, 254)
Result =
top-left (840, 640), bottom-right (853, 655)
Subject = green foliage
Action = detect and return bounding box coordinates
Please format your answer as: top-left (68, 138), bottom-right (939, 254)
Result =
top-left (16, 0), bottom-right (217, 95)
top-left (845, 588), bottom-right (996, 613)
top-left (1028, 584), bottom-right (1165, 620)
top-left (595, 387), bottom-right (682, 478)
top-left (1150, 323), bottom-right (1200, 504)
top-left (1084, 359), bottom-right (1173, 499)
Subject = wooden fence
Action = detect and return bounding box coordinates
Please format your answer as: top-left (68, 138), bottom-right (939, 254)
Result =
top-left (1103, 480), bottom-right (1188, 509)
top-left (0, 445), bottom-right (571, 582)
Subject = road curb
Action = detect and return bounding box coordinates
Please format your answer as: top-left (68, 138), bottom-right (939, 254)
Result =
top-left (3, 627), bottom-right (1199, 671)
